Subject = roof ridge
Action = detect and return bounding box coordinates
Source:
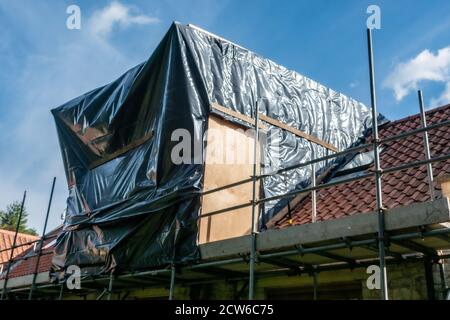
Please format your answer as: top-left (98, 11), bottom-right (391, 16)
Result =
top-left (380, 103), bottom-right (450, 128)
top-left (0, 228), bottom-right (39, 239)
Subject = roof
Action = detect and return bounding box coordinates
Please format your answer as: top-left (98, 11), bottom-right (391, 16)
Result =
top-left (0, 228), bottom-right (59, 279)
top-left (274, 104), bottom-right (450, 228)
top-left (1, 248), bottom-right (54, 279)
top-left (0, 229), bottom-right (38, 265)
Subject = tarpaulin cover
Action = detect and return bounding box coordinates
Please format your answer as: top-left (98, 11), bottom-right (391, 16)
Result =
top-left (51, 22), bottom-right (380, 275)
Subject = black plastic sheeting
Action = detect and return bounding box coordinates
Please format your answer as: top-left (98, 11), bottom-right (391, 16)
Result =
top-left (51, 22), bottom-right (383, 275)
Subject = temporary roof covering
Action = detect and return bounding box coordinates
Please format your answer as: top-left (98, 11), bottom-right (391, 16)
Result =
top-left (51, 22), bottom-right (380, 275)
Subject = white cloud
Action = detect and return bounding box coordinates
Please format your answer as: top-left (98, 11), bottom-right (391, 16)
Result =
top-left (0, 0), bottom-right (226, 232)
top-left (349, 81), bottom-right (359, 88)
top-left (88, 1), bottom-right (159, 38)
top-left (430, 82), bottom-right (450, 107)
top-left (0, 1), bottom-right (161, 231)
top-left (383, 46), bottom-right (450, 104)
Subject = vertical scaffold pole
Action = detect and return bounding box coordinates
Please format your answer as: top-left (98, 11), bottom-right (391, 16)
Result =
top-left (169, 225), bottom-right (177, 300)
top-left (311, 152), bottom-right (317, 223)
top-left (107, 272), bottom-right (114, 300)
top-left (1, 190), bottom-right (26, 300)
top-left (313, 272), bottom-right (318, 300)
top-left (29, 177), bottom-right (56, 300)
top-left (439, 262), bottom-right (448, 299)
top-left (169, 263), bottom-right (176, 300)
top-left (367, 28), bottom-right (388, 300)
top-left (249, 100), bottom-right (260, 300)
top-left (58, 282), bottom-right (65, 300)
top-left (418, 90), bottom-right (436, 201)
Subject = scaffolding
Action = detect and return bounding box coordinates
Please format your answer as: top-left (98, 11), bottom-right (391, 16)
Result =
top-left (1, 29), bottom-right (450, 300)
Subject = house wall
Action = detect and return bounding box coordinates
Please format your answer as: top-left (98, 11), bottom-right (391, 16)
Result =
top-left (62, 261), bottom-right (444, 300)
top-left (57, 259), bottom-right (450, 300)
top-left (362, 262), bottom-right (428, 300)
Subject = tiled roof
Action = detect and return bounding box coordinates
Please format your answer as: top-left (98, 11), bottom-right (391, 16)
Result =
top-left (2, 248), bottom-right (54, 279)
top-left (0, 229), bottom-right (38, 265)
top-left (0, 228), bottom-right (59, 279)
top-left (275, 104), bottom-right (450, 228)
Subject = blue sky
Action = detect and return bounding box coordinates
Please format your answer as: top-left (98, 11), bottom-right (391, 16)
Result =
top-left (0, 0), bottom-right (449, 232)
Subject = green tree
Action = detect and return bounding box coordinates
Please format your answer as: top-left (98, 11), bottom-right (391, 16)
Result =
top-left (0, 201), bottom-right (38, 236)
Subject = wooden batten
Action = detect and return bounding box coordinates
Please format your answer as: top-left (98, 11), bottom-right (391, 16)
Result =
top-left (211, 102), bottom-right (338, 152)
top-left (211, 103), bottom-right (267, 130)
top-left (89, 132), bottom-right (153, 169)
top-left (257, 113), bottom-right (338, 152)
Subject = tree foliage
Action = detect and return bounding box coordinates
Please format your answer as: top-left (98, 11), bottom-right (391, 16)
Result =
top-left (0, 201), bottom-right (38, 236)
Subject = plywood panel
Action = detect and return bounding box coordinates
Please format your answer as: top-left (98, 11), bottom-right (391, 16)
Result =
top-left (199, 115), bottom-right (261, 244)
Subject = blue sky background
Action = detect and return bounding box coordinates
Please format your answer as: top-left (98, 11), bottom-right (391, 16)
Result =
top-left (0, 0), bottom-right (449, 232)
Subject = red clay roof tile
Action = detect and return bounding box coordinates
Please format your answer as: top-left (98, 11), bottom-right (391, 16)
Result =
top-left (0, 229), bottom-right (38, 265)
top-left (275, 104), bottom-right (450, 229)
top-left (0, 228), bottom-right (60, 280)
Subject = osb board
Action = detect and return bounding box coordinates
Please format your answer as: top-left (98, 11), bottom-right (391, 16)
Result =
top-left (199, 115), bottom-right (261, 244)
